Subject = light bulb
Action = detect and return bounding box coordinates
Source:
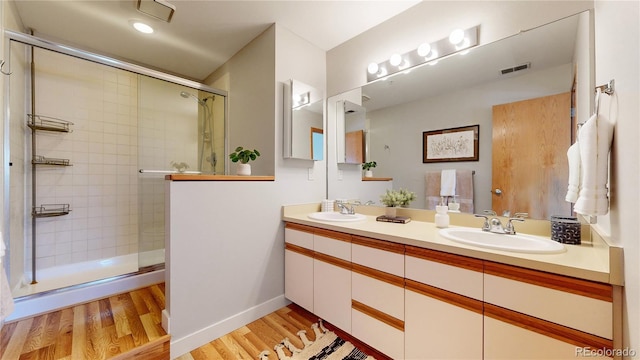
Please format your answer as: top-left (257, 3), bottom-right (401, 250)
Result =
top-left (417, 43), bottom-right (432, 57)
top-left (367, 62), bottom-right (379, 74)
top-left (390, 54), bottom-right (402, 67)
top-left (449, 29), bottom-right (465, 45)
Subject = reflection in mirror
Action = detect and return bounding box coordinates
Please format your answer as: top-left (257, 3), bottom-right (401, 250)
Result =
top-left (283, 79), bottom-right (324, 160)
top-left (344, 11), bottom-right (591, 220)
top-left (337, 100), bottom-right (366, 164)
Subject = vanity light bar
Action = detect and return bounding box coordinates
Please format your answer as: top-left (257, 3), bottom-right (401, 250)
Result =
top-left (366, 25), bottom-right (480, 83)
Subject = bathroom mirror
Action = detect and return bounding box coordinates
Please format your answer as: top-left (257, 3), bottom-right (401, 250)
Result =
top-left (330, 11), bottom-right (592, 220)
top-left (337, 100), bottom-right (367, 164)
top-left (283, 79), bottom-right (324, 160)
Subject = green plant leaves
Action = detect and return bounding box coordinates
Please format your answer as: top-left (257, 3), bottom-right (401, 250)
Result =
top-left (229, 146), bottom-right (261, 164)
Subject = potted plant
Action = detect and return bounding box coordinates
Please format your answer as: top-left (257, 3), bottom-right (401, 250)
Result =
top-left (229, 146), bottom-right (261, 175)
top-left (380, 188), bottom-right (416, 217)
top-left (362, 161), bottom-right (377, 178)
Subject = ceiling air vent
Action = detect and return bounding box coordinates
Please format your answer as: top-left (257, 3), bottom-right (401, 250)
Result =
top-left (500, 62), bottom-right (531, 75)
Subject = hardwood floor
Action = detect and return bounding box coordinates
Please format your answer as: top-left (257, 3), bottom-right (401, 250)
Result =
top-left (1, 284), bottom-right (387, 360)
top-left (0, 283), bottom-right (169, 360)
top-left (176, 303), bottom-right (390, 360)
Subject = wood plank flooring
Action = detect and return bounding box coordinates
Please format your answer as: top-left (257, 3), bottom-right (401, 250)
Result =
top-left (0, 283), bottom-right (169, 360)
top-left (1, 284), bottom-right (387, 360)
top-left (176, 303), bottom-right (390, 360)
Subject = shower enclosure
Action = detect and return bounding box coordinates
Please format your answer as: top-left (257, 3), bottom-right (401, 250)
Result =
top-left (2, 31), bottom-right (227, 300)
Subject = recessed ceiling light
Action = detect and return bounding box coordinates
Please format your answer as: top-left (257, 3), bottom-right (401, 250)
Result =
top-left (132, 21), bottom-right (154, 34)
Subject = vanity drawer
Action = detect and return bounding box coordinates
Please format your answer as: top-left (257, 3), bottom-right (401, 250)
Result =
top-left (285, 223), bottom-right (314, 250)
top-left (405, 246), bottom-right (483, 300)
top-left (352, 300), bottom-right (404, 360)
top-left (484, 262), bottom-right (613, 339)
top-left (313, 228), bottom-right (351, 261)
top-left (351, 235), bottom-right (404, 277)
top-left (352, 265), bottom-right (404, 320)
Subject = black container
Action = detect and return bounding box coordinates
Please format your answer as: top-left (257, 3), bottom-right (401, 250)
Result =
top-left (550, 215), bottom-right (581, 245)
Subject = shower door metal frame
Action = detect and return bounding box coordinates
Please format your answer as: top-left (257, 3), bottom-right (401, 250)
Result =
top-left (2, 29), bottom-right (228, 285)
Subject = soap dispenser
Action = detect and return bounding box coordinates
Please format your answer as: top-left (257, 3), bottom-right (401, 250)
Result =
top-left (435, 197), bottom-right (450, 228)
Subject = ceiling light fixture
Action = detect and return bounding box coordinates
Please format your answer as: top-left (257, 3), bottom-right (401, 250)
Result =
top-left (132, 21), bottom-right (154, 34)
top-left (366, 25), bottom-right (479, 82)
top-left (137, 0), bottom-right (176, 22)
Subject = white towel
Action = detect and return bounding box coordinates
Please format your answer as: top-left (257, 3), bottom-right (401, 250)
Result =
top-left (565, 142), bottom-right (581, 203)
top-left (440, 169), bottom-right (456, 197)
top-left (574, 112), bottom-right (614, 216)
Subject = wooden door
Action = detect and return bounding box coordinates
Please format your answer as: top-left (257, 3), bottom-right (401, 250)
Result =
top-left (346, 130), bottom-right (365, 163)
top-left (492, 92), bottom-right (571, 219)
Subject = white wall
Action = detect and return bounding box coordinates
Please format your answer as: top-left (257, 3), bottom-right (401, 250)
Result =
top-left (167, 24), bottom-right (327, 358)
top-left (206, 28), bottom-right (276, 176)
top-left (594, 0), bottom-right (640, 354)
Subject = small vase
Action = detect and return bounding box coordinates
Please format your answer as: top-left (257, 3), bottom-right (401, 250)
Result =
top-left (385, 206), bottom-right (397, 218)
top-left (364, 170), bottom-right (373, 178)
top-left (237, 163), bottom-right (251, 176)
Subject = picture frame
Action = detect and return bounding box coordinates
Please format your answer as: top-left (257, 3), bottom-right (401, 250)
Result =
top-left (423, 125), bottom-right (479, 163)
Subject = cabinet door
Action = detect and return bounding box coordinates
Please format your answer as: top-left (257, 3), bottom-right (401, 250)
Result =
top-left (284, 246), bottom-right (314, 312)
top-left (484, 303), bottom-right (613, 359)
top-left (484, 309), bottom-right (612, 360)
top-left (314, 255), bottom-right (351, 333)
top-left (405, 280), bottom-right (483, 360)
top-left (284, 225), bottom-right (315, 312)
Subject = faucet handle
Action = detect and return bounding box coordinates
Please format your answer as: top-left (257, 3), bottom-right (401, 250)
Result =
top-left (474, 213), bottom-right (490, 231)
top-left (483, 209), bottom-right (497, 216)
top-left (506, 214), bottom-right (527, 234)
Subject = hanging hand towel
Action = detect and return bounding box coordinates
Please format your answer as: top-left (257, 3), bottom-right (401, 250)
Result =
top-left (574, 112), bottom-right (614, 216)
top-left (440, 169), bottom-right (456, 197)
top-left (565, 142), bottom-right (581, 203)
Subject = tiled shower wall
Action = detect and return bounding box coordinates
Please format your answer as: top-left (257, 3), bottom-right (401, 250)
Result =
top-left (29, 48), bottom-right (140, 270)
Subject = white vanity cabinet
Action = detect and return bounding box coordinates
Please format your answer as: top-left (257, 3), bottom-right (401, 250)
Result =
top-left (313, 228), bottom-right (352, 333)
top-left (404, 245), bottom-right (484, 360)
top-left (350, 236), bottom-right (405, 360)
top-left (284, 223), bottom-right (315, 312)
top-left (483, 262), bottom-right (615, 360)
top-left (284, 221), bottom-right (620, 360)
top-left (284, 223), bottom-right (353, 332)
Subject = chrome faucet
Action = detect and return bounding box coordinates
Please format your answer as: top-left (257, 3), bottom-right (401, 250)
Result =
top-left (474, 210), bottom-right (527, 235)
top-left (336, 201), bottom-right (355, 215)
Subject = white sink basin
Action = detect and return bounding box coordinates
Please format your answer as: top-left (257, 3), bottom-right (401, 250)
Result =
top-left (308, 212), bottom-right (367, 222)
top-left (439, 228), bottom-right (566, 254)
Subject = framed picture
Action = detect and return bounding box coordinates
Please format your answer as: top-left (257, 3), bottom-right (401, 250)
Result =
top-left (423, 125), bottom-right (479, 163)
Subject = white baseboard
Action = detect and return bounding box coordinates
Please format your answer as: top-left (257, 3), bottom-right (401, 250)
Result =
top-left (170, 295), bottom-right (290, 359)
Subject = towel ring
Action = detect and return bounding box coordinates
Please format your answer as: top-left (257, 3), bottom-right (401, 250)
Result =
top-left (595, 79), bottom-right (614, 96)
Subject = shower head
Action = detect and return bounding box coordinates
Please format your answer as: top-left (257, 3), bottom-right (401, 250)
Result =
top-left (180, 91), bottom-right (213, 105)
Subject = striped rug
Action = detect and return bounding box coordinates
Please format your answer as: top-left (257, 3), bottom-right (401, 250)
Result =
top-left (260, 320), bottom-right (375, 360)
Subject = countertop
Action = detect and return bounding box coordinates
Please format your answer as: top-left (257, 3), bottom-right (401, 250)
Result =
top-left (282, 203), bottom-right (624, 285)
